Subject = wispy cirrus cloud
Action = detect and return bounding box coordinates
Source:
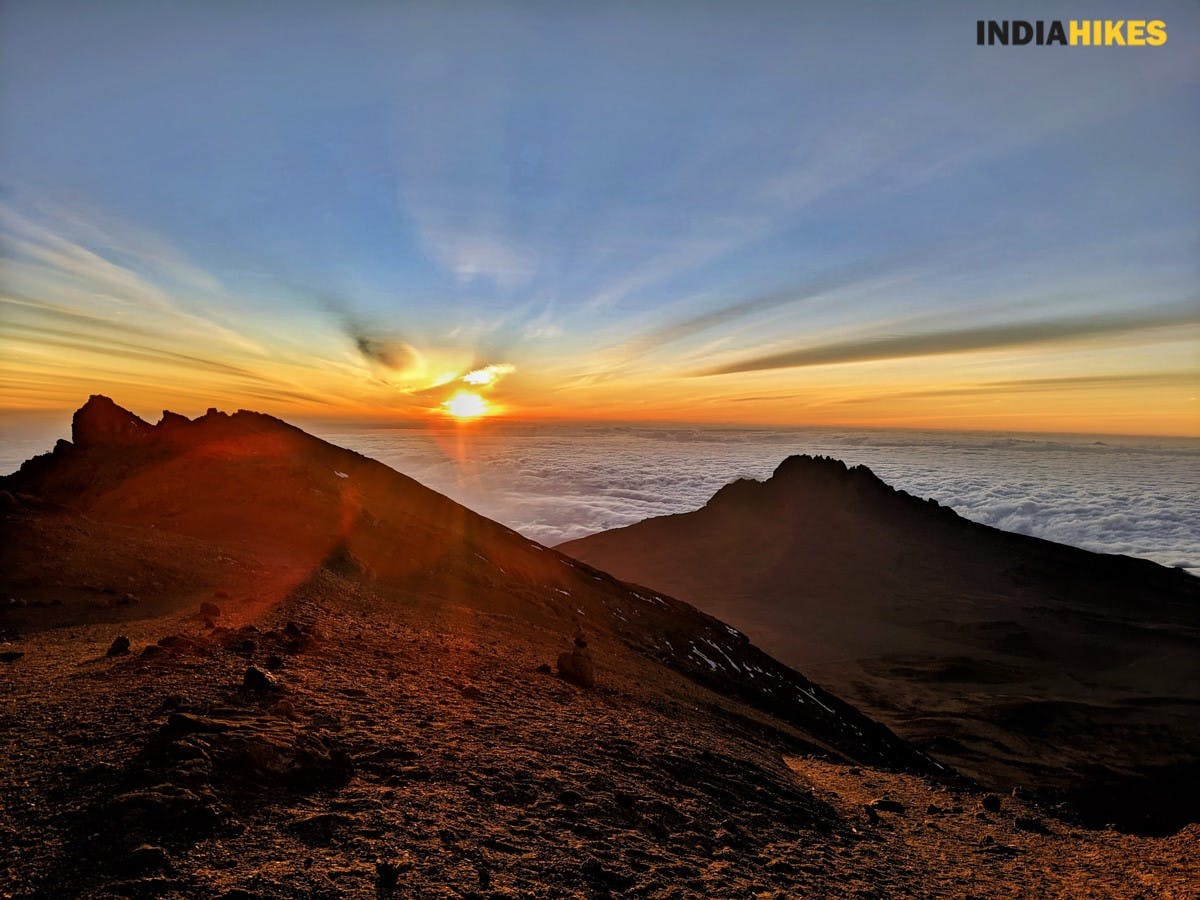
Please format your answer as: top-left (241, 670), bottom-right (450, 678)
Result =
top-left (418, 225), bottom-right (538, 290)
top-left (0, 204), bottom-right (363, 411)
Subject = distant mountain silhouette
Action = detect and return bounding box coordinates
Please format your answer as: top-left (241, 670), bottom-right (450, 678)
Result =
top-left (559, 454), bottom-right (1200, 833)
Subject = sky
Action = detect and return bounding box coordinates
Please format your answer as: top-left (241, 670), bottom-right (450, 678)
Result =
top-left (1, 1), bottom-right (1197, 435)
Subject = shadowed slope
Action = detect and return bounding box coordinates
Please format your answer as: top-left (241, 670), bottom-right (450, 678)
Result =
top-left (559, 454), bottom-right (1200, 833)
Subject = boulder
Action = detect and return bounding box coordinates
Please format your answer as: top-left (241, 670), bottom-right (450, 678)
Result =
top-left (556, 645), bottom-right (595, 689)
top-left (106, 635), bottom-right (131, 657)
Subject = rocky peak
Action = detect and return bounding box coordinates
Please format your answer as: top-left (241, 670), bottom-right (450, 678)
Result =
top-left (71, 395), bottom-right (154, 448)
top-left (771, 454), bottom-right (873, 483)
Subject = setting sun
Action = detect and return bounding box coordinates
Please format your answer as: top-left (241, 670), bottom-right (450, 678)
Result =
top-left (443, 390), bottom-right (488, 419)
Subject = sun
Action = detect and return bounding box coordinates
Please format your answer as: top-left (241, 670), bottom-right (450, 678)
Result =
top-left (443, 390), bottom-right (489, 419)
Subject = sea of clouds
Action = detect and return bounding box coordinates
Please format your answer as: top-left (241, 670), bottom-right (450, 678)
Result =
top-left (3, 419), bottom-right (1196, 573)
top-left (309, 423), bottom-right (1200, 573)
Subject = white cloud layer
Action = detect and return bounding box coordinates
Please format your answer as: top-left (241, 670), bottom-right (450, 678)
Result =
top-left (305, 424), bottom-right (1200, 574)
top-left (4, 421), bottom-right (1195, 574)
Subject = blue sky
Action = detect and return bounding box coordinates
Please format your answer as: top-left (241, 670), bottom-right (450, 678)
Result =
top-left (1, 1), bottom-right (1197, 432)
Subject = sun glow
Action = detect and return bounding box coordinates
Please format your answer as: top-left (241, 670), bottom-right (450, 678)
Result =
top-left (443, 390), bottom-right (489, 419)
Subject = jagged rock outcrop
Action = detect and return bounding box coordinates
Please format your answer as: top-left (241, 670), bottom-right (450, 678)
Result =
top-left (71, 395), bottom-right (154, 448)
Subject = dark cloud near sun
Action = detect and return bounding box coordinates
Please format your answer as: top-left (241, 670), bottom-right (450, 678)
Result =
top-left (288, 283), bottom-right (424, 375)
top-left (352, 334), bottom-right (421, 372)
top-left (698, 304), bottom-right (1200, 376)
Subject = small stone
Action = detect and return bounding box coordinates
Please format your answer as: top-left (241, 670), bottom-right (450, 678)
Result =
top-left (459, 682), bottom-right (482, 699)
top-left (0, 650), bottom-right (24, 663)
top-left (270, 699), bottom-right (297, 719)
top-left (870, 798), bottom-right (906, 814)
top-left (535, 662), bottom-right (552, 674)
top-left (982, 794), bottom-right (1002, 813)
top-left (265, 654), bottom-right (285, 670)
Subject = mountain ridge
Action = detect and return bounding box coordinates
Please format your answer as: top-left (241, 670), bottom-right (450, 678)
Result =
top-left (2, 396), bottom-right (939, 776)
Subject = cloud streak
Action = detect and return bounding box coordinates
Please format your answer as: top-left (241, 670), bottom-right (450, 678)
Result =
top-left (829, 372), bottom-right (1200, 406)
top-left (698, 305), bottom-right (1200, 376)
